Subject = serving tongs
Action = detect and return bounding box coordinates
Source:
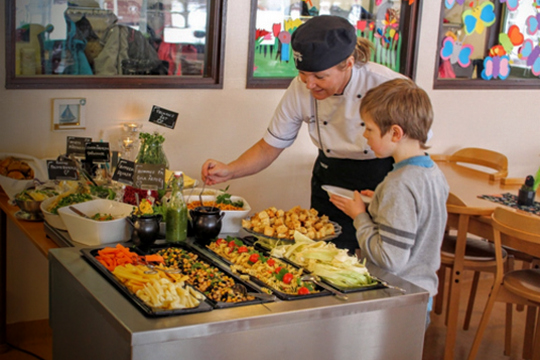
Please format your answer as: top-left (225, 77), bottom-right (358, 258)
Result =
top-left (301, 275), bottom-right (348, 301)
top-left (371, 276), bottom-right (407, 294)
top-left (135, 257), bottom-right (181, 275)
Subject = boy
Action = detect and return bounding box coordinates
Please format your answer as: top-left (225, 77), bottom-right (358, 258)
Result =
top-left (329, 78), bottom-right (449, 326)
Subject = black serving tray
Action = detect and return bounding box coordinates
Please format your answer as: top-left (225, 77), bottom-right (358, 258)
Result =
top-left (143, 242), bottom-right (275, 308)
top-left (241, 236), bottom-right (386, 294)
top-left (80, 246), bottom-right (213, 317)
top-left (197, 238), bottom-right (331, 301)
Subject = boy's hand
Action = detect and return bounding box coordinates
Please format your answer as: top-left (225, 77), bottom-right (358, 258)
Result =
top-left (329, 191), bottom-right (366, 219)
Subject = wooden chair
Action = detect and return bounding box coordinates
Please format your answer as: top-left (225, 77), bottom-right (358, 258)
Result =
top-left (435, 192), bottom-right (508, 331)
top-left (437, 193), bottom-right (498, 360)
top-left (432, 148), bottom-right (509, 328)
top-left (467, 208), bottom-right (540, 360)
top-left (431, 147), bottom-right (508, 181)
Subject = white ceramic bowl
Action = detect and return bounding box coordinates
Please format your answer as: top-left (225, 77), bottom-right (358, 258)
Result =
top-left (40, 195), bottom-right (68, 230)
top-left (58, 199), bottom-right (134, 246)
top-left (185, 194), bottom-right (250, 234)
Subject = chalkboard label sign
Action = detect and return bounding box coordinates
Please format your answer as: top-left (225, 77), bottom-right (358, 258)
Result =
top-left (85, 142), bottom-right (110, 162)
top-left (133, 164), bottom-right (166, 190)
top-left (112, 159), bottom-right (135, 185)
top-left (47, 160), bottom-right (79, 180)
top-left (148, 105), bottom-right (178, 129)
top-left (66, 136), bottom-right (92, 156)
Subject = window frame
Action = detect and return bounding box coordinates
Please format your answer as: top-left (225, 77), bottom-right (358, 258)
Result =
top-left (5, 0), bottom-right (227, 89)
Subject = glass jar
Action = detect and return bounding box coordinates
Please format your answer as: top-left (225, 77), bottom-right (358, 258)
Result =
top-left (135, 132), bottom-right (169, 168)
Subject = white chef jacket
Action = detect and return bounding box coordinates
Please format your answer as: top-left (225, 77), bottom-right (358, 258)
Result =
top-left (263, 62), bottom-right (406, 160)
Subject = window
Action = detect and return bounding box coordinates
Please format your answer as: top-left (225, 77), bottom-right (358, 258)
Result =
top-left (5, 0), bottom-right (226, 89)
top-left (434, 0), bottom-right (540, 89)
top-left (246, 0), bottom-right (421, 89)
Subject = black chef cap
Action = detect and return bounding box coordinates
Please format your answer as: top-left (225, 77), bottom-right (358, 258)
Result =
top-left (291, 15), bottom-right (357, 72)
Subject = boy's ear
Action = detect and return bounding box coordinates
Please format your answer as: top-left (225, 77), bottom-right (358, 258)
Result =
top-left (390, 124), bottom-right (404, 142)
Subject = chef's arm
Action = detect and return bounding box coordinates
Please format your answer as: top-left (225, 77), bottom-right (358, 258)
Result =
top-left (228, 138), bottom-right (284, 178)
top-left (202, 139), bottom-right (284, 185)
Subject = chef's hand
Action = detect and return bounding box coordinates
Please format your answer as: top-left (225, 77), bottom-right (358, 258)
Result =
top-left (329, 191), bottom-right (366, 220)
top-left (201, 159), bottom-right (232, 185)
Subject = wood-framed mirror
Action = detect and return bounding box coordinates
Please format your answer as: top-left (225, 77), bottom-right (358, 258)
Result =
top-left (5, 0), bottom-right (227, 89)
top-left (246, 0), bottom-right (422, 89)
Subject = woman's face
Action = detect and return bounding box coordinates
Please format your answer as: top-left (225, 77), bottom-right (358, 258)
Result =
top-left (298, 57), bottom-right (354, 100)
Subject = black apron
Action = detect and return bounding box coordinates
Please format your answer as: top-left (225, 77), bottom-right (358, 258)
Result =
top-left (311, 150), bottom-right (394, 252)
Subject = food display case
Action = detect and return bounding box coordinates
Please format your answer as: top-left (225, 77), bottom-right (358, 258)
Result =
top-left (49, 241), bottom-right (429, 360)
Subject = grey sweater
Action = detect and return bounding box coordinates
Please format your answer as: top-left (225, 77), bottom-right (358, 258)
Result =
top-left (353, 156), bottom-right (449, 296)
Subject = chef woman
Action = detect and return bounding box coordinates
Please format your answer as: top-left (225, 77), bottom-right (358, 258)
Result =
top-left (202, 15), bottom-right (405, 252)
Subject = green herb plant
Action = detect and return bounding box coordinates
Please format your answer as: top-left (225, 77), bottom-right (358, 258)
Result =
top-left (216, 186), bottom-right (244, 208)
top-left (135, 132), bottom-right (168, 166)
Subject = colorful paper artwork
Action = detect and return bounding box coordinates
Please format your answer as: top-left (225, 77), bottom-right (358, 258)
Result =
top-left (518, 40), bottom-right (540, 76)
top-left (481, 55), bottom-right (511, 80)
top-left (445, 0), bottom-right (466, 10)
top-left (440, 36), bottom-right (474, 67)
top-left (462, 2), bottom-right (496, 35)
top-left (526, 13), bottom-right (540, 35)
top-left (500, 0), bottom-right (520, 11)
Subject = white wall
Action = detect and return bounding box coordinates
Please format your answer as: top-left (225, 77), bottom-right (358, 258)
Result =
top-left (1, 1), bottom-right (539, 322)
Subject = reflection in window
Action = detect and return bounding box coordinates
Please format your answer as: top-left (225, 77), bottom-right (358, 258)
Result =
top-left (252, 0), bottom-right (406, 79)
top-left (14, 0), bottom-right (209, 77)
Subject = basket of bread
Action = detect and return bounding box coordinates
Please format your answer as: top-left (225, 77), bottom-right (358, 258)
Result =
top-left (0, 153), bottom-right (48, 200)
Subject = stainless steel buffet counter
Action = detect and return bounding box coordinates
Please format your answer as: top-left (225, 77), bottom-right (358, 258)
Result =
top-left (49, 244), bottom-right (429, 360)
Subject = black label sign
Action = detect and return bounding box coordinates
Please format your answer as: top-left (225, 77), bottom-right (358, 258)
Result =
top-left (148, 105), bottom-right (178, 129)
top-left (133, 164), bottom-right (166, 189)
top-left (47, 160), bottom-right (78, 180)
top-left (85, 142), bottom-right (110, 162)
top-left (66, 136), bottom-right (92, 156)
top-left (112, 159), bottom-right (135, 185)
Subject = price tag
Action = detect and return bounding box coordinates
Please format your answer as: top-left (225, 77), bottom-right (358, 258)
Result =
top-left (133, 164), bottom-right (166, 190)
top-left (66, 136), bottom-right (92, 157)
top-left (112, 159), bottom-right (135, 185)
top-left (148, 105), bottom-right (178, 129)
top-left (85, 142), bottom-right (110, 162)
top-left (47, 160), bottom-right (78, 180)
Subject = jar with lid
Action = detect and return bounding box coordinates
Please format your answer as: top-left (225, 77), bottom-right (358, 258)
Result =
top-left (135, 132), bottom-right (169, 168)
top-left (166, 171), bottom-right (188, 242)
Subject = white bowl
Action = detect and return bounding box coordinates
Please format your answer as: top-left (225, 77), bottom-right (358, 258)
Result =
top-left (185, 194), bottom-right (250, 234)
top-left (40, 196), bottom-right (68, 230)
top-left (58, 199), bottom-right (134, 246)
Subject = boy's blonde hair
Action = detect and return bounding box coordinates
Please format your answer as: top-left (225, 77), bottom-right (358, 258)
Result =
top-left (360, 78), bottom-right (433, 150)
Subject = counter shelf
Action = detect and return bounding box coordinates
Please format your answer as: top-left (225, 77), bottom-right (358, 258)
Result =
top-left (196, 238), bottom-right (333, 301)
top-left (241, 235), bottom-right (386, 294)
top-left (143, 242), bottom-right (277, 308)
top-left (80, 247), bottom-right (214, 317)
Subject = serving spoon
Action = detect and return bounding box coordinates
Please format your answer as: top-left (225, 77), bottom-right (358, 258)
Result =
top-left (69, 206), bottom-right (92, 219)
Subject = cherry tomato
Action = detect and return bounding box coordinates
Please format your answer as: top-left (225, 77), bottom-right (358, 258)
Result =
top-left (298, 286), bottom-right (310, 295)
top-left (249, 253), bottom-right (259, 263)
top-left (275, 266), bottom-right (282, 274)
top-left (237, 246), bottom-right (248, 253)
top-left (228, 241), bottom-right (236, 248)
top-left (266, 258), bottom-right (275, 267)
top-left (282, 273), bottom-right (293, 284)
top-left (216, 238), bottom-right (227, 245)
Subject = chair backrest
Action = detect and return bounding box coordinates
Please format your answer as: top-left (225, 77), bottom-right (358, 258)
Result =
top-left (491, 207), bottom-right (540, 258)
top-left (449, 147), bottom-right (509, 181)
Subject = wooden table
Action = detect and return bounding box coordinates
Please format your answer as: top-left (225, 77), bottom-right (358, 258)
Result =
top-left (0, 192), bottom-right (59, 353)
top-left (434, 160), bottom-right (528, 360)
